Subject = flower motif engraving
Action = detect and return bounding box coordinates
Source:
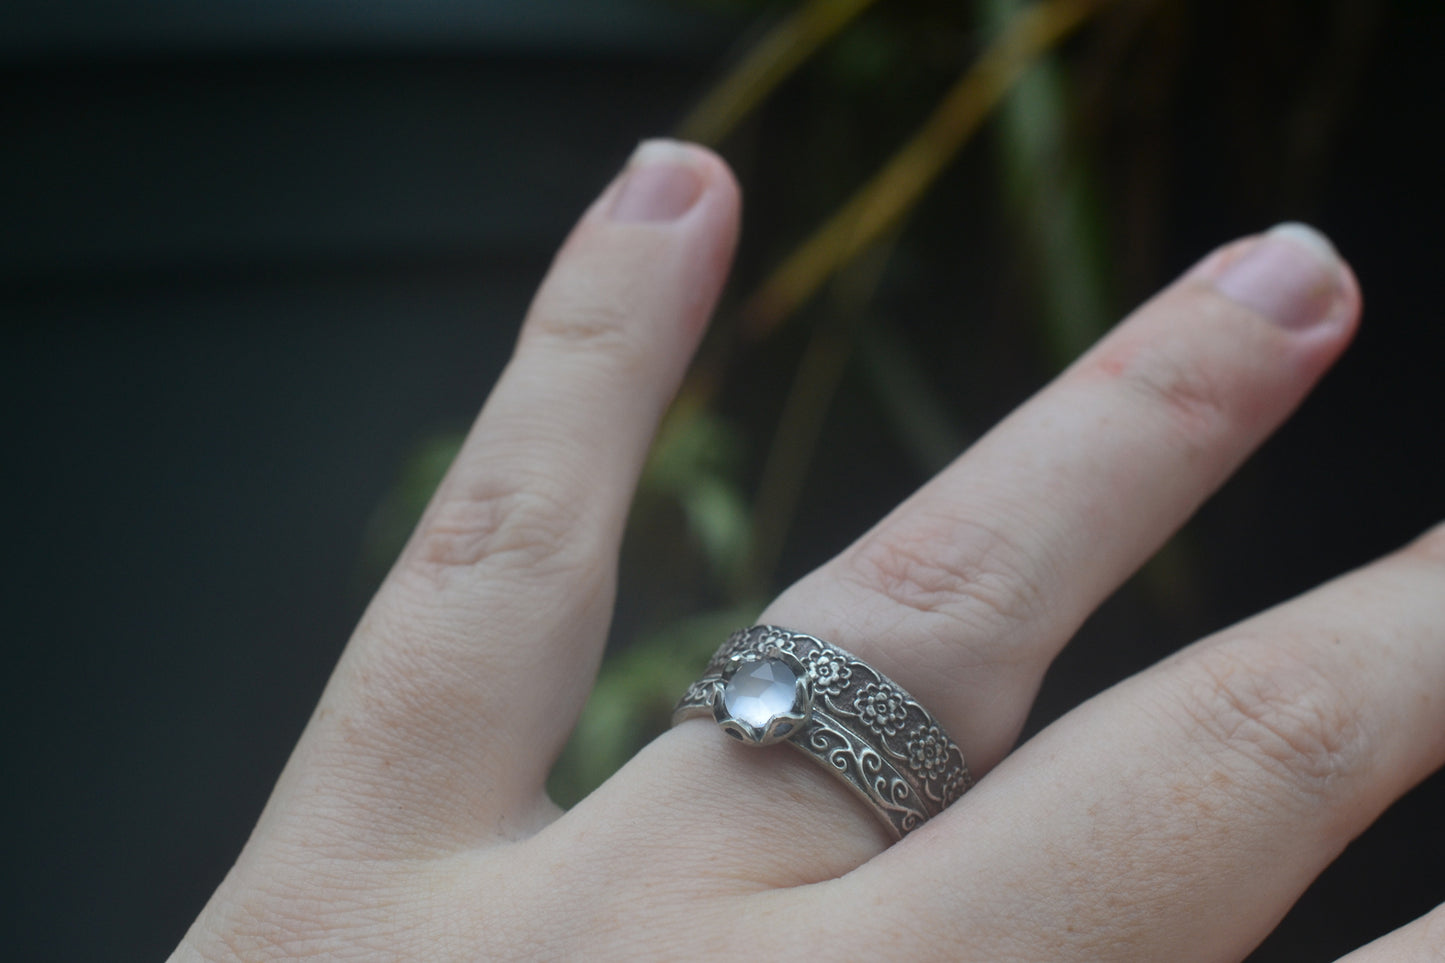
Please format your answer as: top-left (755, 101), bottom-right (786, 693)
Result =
top-left (756, 627), bottom-right (798, 658)
top-left (857, 683), bottom-right (909, 736)
top-left (938, 765), bottom-right (970, 806)
top-left (804, 648), bottom-right (853, 695)
top-left (906, 723), bottom-right (952, 781)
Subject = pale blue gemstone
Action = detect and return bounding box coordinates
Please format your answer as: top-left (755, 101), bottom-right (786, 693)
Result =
top-left (723, 659), bottom-right (798, 728)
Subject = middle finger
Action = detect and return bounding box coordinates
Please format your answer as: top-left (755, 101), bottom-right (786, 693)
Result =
top-left (848, 521), bottom-right (1445, 962)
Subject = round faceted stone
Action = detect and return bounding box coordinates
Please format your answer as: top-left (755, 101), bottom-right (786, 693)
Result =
top-left (723, 658), bottom-right (801, 728)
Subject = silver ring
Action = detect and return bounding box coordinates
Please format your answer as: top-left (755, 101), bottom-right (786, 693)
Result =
top-left (672, 625), bottom-right (972, 838)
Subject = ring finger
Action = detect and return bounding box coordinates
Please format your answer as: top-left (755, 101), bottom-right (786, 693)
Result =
top-left (567, 222), bottom-right (1362, 881)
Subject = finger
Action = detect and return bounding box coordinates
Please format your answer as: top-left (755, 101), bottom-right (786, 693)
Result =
top-left (1335, 902), bottom-right (1445, 962)
top-left (274, 140), bottom-right (741, 844)
top-left (844, 523), bottom-right (1445, 963)
top-left (766, 223), bottom-right (1360, 771)
top-left (583, 224), bottom-right (1361, 876)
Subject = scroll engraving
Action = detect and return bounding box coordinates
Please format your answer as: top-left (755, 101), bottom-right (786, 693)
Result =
top-left (673, 625), bottom-right (973, 838)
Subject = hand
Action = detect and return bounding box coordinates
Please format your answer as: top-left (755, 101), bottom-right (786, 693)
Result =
top-left (174, 139), bottom-right (1442, 962)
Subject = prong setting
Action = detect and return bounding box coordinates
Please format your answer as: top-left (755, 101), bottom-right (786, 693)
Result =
top-left (712, 651), bottom-right (811, 746)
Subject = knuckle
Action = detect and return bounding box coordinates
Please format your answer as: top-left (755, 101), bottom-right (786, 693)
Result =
top-left (1110, 340), bottom-right (1232, 449)
top-left (840, 513), bottom-right (1046, 647)
top-left (1172, 638), bottom-right (1369, 805)
top-left (522, 295), bottom-right (641, 367)
top-left (408, 470), bottom-right (590, 577)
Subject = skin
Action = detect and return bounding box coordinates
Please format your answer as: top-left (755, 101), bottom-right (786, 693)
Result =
top-left (173, 140), bottom-right (1443, 962)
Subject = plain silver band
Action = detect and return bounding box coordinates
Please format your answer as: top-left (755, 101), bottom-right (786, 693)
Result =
top-left (672, 625), bottom-right (972, 839)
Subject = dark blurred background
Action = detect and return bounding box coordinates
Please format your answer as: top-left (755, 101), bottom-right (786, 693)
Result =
top-left (3, 0), bottom-right (1442, 959)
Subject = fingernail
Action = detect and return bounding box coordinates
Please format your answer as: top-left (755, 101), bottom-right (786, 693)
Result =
top-left (609, 140), bottom-right (705, 223)
top-left (1209, 222), bottom-right (1346, 330)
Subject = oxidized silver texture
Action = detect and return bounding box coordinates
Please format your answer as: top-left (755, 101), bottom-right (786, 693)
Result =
top-left (672, 625), bottom-right (972, 839)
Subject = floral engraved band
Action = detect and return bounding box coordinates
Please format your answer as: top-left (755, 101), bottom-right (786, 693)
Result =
top-left (672, 625), bottom-right (973, 839)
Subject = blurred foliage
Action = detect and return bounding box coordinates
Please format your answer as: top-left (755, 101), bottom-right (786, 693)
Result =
top-left (360, 431), bottom-right (465, 576)
top-left (737, 0), bottom-right (1110, 337)
top-left (677, 0), bottom-right (884, 145)
top-left (570, 0), bottom-right (1119, 805)
top-left (983, 0), bottom-right (1114, 365)
top-left (368, 0), bottom-right (1375, 807)
top-left (547, 605), bottom-right (761, 807)
top-left (641, 400), bottom-right (753, 586)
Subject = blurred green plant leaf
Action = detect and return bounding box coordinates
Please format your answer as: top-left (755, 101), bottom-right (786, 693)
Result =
top-left (547, 604), bottom-right (762, 807)
top-left (677, 0), bottom-right (885, 145)
top-left (981, 0), bottom-right (1114, 366)
top-left (640, 404), bottom-right (751, 582)
top-left (742, 0), bottom-right (1114, 336)
top-left (360, 431), bottom-right (465, 579)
